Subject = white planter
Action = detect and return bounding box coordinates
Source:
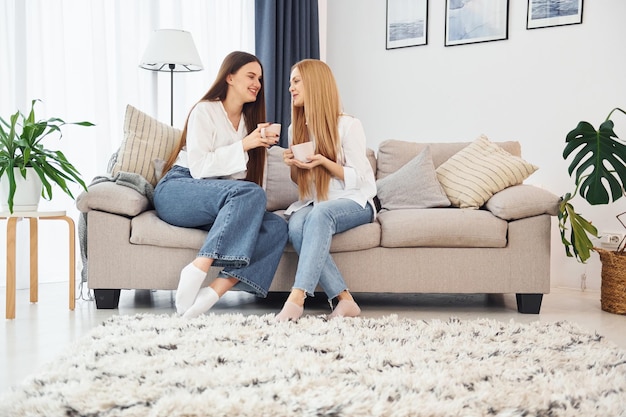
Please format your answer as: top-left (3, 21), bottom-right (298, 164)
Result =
top-left (0, 167), bottom-right (43, 212)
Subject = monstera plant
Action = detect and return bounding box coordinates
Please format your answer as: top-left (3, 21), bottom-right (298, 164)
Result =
top-left (559, 107), bottom-right (626, 263)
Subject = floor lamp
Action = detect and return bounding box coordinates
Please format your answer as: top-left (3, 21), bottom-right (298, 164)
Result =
top-left (139, 29), bottom-right (203, 126)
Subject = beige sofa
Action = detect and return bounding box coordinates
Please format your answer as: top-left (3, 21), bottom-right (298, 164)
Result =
top-left (77, 130), bottom-right (560, 314)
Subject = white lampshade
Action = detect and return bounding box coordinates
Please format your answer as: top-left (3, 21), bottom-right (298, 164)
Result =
top-left (139, 29), bottom-right (203, 72)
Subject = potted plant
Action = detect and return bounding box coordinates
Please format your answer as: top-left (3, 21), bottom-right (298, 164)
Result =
top-left (559, 107), bottom-right (626, 313)
top-left (0, 99), bottom-right (94, 213)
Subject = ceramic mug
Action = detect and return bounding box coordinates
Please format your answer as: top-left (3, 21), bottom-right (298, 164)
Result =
top-left (261, 123), bottom-right (281, 139)
top-left (291, 142), bottom-right (315, 162)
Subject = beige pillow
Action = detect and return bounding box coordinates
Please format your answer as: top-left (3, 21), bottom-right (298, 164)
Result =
top-left (436, 135), bottom-right (538, 209)
top-left (485, 184), bottom-right (560, 220)
top-left (111, 105), bottom-right (182, 186)
top-left (76, 182), bottom-right (150, 217)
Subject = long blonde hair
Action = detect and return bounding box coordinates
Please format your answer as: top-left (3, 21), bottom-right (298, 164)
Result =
top-left (163, 51), bottom-right (267, 186)
top-left (291, 59), bottom-right (342, 201)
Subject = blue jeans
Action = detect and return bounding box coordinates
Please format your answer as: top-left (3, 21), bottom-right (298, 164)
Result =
top-left (153, 166), bottom-right (288, 297)
top-left (288, 199), bottom-right (374, 300)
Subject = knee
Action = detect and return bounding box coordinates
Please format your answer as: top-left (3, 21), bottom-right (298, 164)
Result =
top-left (265, 211), bottom-right (288, 232)
top-left (306, 205), bottom-right (334, 227)
top-left (235, 182), bottom-right (267, 206)
top-left (272, 214), bottom-right (289, 236)
top-left (288, 221), bottom-right (304, 245)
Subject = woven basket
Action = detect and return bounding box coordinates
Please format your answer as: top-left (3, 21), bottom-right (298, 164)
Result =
top-left (595, 248), bottom-right (626, 314)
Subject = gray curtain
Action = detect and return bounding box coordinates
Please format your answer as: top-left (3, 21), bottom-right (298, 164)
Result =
top-left (255, 0), bottom-right (320, 147)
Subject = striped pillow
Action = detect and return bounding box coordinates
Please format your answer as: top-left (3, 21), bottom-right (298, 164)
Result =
top-left (111, 105), bottom-right (182, 186)
top-left (435, 135), bottom-right (538, 209)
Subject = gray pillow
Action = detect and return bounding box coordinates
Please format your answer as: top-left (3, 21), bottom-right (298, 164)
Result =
top-left (264, 146), bottom-right (299, 211)
top-left (376, 146), bottom-right (451, 211)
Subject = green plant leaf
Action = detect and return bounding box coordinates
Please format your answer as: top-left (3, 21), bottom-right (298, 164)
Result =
top-left (557, 193), bottom-right (598, 263)
top-left (563, 110), bottom-right (626, 205)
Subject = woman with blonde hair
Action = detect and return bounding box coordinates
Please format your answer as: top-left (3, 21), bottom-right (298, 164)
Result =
top-left (276, 59), bottom-right (377, 321)
top-left (154, 51), bottom-right (288, 318)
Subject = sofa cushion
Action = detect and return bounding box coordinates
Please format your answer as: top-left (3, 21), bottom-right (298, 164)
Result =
top-left (435, 135), bottom-right (538, 209)
top-left (76, 182), bottom-right (150, 216)
top-left (485, 184), bottom-right (560, 220)
top-left (377, 208), bottom-right (508, 248)
top-left (264, 146), bottom-right (299, 211)
top-left (376, 146), bottom-right (450, 210)
top-left (111, 105), bottom-right (182, 187)
top-left (130, 209), bottom-right (381, 253)
top-left (376, 139), bottom-right (522, 180)
top-left (130, 210), bottom-right (208, 249)
top-left (270, 210), bottom-right (382, 253)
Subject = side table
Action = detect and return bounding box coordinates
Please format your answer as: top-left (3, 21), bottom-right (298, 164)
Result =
top-left (1, 210), bottom-right (76, 319)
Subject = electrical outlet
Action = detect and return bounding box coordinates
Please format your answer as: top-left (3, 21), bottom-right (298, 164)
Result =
top-left (600, 232), bottom-right (625, 249)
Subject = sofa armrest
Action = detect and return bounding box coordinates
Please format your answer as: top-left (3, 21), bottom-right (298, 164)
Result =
top-left (76, 182), bottom-right (151, 217)
top-left (485, 184), bottom-right (560, 221)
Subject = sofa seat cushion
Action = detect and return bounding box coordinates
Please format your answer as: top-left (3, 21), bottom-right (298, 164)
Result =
top-left (130, 210), bottom-right (208, 249)
top-left (377, 208), bottom-right (508, 248)
top-left (129, 210), bottom-right (381, 253)
top-left (273, 212), bottom-right (381, 253)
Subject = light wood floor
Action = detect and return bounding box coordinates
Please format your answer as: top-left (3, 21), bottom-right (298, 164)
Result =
top-left (2, 283), bottom-right (625, 394)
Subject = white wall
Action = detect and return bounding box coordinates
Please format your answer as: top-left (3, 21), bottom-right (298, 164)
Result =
top-left (326, 0), bottom-right (626, 290)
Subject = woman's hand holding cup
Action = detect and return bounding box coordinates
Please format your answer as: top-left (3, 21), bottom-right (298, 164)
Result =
top-left (244, 123), bottom-right (281, 150)
top-left (261, 123), bottom-right (281, 141)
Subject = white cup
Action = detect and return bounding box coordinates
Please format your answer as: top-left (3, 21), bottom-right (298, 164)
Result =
top-left (291, 142), bottom-right (315, 162)
top-left (261, 123), bottom-right (281, 138)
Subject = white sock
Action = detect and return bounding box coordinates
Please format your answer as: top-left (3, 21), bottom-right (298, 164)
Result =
top-left (183, 287), bottom-right (220, 319)
top-left (175, 263), bottom-right (207, 315)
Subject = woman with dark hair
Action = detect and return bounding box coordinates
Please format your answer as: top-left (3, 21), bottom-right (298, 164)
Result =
top-left (154, 51), bottom-right (288, 319)
top-left (275, 59), bottom-right (377, 321)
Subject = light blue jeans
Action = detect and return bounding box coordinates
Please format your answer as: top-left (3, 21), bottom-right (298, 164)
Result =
top-left (288, 198), bottom-right (374, 300)
top-left (153, 166), bottom-right (288, 297)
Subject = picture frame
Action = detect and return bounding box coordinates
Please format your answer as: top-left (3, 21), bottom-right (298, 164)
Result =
top-left (386, 0), bottom-right (428, 49)
top-left (527, 0), bottom-right (583, 30)
top-left (445, 0), bottom-right (509, 47)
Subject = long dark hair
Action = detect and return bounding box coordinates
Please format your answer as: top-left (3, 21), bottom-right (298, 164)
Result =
top-left (163, 51), bottom-right (267, 185)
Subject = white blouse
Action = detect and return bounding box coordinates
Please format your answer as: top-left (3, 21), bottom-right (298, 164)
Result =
top-left (174, 100), bottom-right (248, 180)
top-left (285, 114), bottom-right (377, 218)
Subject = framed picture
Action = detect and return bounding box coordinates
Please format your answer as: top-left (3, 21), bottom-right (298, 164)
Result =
top-left (445, 0), bottom-right (509, 47)
top-left (527, 0), bottom-right (583, 30)
top-left (386, 0), bottom-right (428, 49)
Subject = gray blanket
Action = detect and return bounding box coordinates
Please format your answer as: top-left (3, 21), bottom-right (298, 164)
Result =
top-left (78, 172), bottom-right (155, 283)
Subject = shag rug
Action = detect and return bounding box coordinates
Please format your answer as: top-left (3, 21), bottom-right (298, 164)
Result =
top-left (2, 314), bottom-right (626, 417)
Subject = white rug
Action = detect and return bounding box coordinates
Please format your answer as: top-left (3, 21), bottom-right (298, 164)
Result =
top-left (2, 314), bottom-right (625, 417)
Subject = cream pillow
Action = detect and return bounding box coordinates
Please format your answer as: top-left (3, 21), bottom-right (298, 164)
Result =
top-left (435, 135), bottom-right (538, 209)
top-left (111, 105), bottom-right (182, 186)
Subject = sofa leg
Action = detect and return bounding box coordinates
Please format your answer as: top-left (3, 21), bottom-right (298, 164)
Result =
top-left (94, 289), bottom-right (121, 309)
top-left (516, 293), bottom-right (543, 314)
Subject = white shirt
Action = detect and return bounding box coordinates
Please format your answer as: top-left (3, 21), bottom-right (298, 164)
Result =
top-left (174, 101), bottom-right (248, 179)
top-left (285, 115), bottom-right (377, 218)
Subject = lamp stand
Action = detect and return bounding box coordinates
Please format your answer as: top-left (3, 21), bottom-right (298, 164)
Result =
top-left (168, 63), bottom-right (175, 126)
